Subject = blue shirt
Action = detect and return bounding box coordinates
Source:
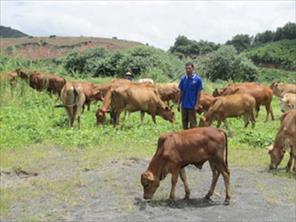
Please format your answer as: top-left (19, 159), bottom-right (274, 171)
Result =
top-left (178, 74), bottom-right (203, 109)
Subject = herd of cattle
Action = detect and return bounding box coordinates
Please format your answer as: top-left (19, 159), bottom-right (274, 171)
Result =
top-left (1, 68), bottom-right (296, 204)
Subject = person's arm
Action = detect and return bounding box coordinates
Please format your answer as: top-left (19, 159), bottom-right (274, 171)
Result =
top-left (178, 77), bottom-right (183, 112)
top-left (194, 78), bottom-right (203, 110)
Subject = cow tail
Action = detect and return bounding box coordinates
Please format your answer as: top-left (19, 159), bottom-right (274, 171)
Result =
top-left (223, 131), bottom-right (228, 169)
top-left (73, 87), bottom-right (79, 106)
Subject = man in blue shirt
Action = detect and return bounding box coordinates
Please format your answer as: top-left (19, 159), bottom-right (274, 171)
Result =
top-left (178, 62), bottom-right (203, 129)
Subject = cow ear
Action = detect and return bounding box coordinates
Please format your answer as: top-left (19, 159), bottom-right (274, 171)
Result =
top-left (142, 171), bottom-right (155, 181)
top-left (267, 145), bottom-right (273, 153)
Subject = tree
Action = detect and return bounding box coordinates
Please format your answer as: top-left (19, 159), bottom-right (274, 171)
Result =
top-left (226, 34), bottom-right (252, 52)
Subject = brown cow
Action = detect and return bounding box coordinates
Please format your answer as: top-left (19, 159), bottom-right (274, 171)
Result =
top-left (268, 109), bottom-right (296, 172)
top-left (111, 84), bottom-right (175, 126)
top-left (16, 69), bottom-right (66, 96)
top-left (196, 92), bottom-right (215, 114)
top-left (214, 83), bottom-right (274, 122)
top-left (270, 82), bottom-right (296, 98)
top-left (60, 82), bottom-right (86, 128)
top-left (155, 83), bottom-right (180, 106)
top-left (96, 80), bottom-right (150, 125)
top-left (141, 127), bottom-right (230, 205)
top-left (199, 93), bottom-right (256, 130)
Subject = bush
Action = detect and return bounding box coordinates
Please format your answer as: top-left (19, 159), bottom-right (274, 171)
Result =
top-left (195, 46), bottom-right (258, 81)
top-left (63, 46), bottom-right (184, 80)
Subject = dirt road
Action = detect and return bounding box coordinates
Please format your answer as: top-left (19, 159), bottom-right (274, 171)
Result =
top-left (1, 155), bottom-right (295, 222)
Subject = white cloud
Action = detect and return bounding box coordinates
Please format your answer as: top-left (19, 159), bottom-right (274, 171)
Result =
top-left (1, 0), bottom-right (295, 49)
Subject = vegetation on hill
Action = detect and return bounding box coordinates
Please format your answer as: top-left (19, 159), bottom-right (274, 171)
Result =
top-left (0, 25), bottom-right (28, 38)
top-left (169, 35), bottom-right (220, 58)
top-left (242, 39), bottom-right (296, 70)
top-left (64, 46), bottom-right (184, 82)
top-left (194, 46), bottom-right (258, 82)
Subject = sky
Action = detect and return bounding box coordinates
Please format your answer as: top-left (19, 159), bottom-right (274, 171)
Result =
top-left (1, 0), bottom-right (295, 49)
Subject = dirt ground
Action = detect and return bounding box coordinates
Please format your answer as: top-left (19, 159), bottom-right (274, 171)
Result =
top-left (1, 149), bottom-right (296, 222)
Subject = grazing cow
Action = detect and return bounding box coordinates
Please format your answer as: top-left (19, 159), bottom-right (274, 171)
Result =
top-left (141, 127), bottom-right (230, 205)
top-left (213, 83), bottom-right (274, 122)
top-left (199, 93), bottom-right (256, 130)
top-left (137, 78), bottom-right (154, 84)
top-left (16, 69), bottom-right (66, 96)
top-left (155, 83), bottom-right (180, 106)
top-left (196, 93), bottom-right (215, 114)
top-left (75, 82), bottom-right (105, 112)
top-left (60, 82), bottom-right (86, 128)
top-left (96, 80), bottom-right (155, 125)
top-left (280, 93), bottom-right (296, 112)
top-left (268, 109), bottom-right (296, 172)
top-left (270, 82), bottom-right (296, 98)
top-left (111, 84), bottom-right (175, 126)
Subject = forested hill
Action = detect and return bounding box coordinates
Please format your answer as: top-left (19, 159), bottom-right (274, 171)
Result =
top-left (0, 25), bottom-right (28, 38)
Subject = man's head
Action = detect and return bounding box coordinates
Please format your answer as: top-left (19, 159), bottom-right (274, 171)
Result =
top-left (185, 62), bottom-right (194, 76)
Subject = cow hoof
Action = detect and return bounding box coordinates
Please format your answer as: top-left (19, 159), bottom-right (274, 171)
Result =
top-left (183, 195), bottom-right (190, 201)
top-left (168, 199), bottom-right (176, 207)
top-left (223, 199), bottom-right (230, 206)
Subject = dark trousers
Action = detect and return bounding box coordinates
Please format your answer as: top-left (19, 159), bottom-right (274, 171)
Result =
top-left (181, 108), bottom-right (197, 129)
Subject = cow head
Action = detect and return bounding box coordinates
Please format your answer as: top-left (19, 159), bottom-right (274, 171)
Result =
top-left (141, 171), bottom-right (160, 199)
top-left (199, 116), bottom-right (210, 127)
top-left (161, 106), bottom-right (175, 123)
top-left (196, 104), bottom-right (203, 114)
top-left (96, 108), bottom-right (107, 125)
top-left (268, 145), bottom-right (284, 170)
top-left (280, 99), bottom-right (293, 113)
top-left (90, 89), bottom-right (104, 102)
top-left (16, 69), bottom-right (29, 79)
top-left (212, 88), bottom-right (222, 97)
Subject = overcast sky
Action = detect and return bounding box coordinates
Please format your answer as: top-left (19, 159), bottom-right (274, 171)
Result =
top-left (1, 0), bottom-right (295, 49)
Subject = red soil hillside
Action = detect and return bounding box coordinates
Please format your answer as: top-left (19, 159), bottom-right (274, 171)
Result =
top-left (0, 36), bottom-right (142, 60)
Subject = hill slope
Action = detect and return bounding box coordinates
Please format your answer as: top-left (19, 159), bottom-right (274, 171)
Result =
top-left (0, 36), bottom-right (143, 60)
top-left (242, 39), bottom-right (296, 70)
top-left (0, 25), bottom-right (28, 38)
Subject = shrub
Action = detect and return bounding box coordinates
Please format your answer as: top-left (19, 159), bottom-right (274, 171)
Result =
top-left (195, 46), bottom-right (258, 81)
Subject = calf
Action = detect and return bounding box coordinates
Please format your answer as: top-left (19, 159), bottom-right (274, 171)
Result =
top-left (268, 109), bottom-right (296, 172)
top-left (111, 84), bottom-right (175, 126)
top-left (60, 82), bottom-right (86, 128)
top-left (280, 93), bottom-right (296, 112)
top-left (141, 127), bottom-right (230, 205)
top-left (155, 83), bottom-right (180, 106)
top-left (214, 83), bottom-right (274, 122)
top-left (196, 92), bottom-right (215, 114)
top-left (199, 93), bottom-right (256, 130)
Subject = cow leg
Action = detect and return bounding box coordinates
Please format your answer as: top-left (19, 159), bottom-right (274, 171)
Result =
top-left (244, 112), bottom-right (249, 128)
top-left (219, 164), bottom-right (231, 205)
top-left (151, 115), bottom-right (156, 124)
top-left (65, 107), bottom-right (73, 127)
top-left (205, 161), bottom-right (220, 200)
top-left (256, 105), bottom-right (260, 118)
top-left (250, 108), bottom-right (256, 128)
top-left (286, 151), bottom-right (293, 172)
top-left (169, 170), bottom-right (179, 201)
top-left (72, 105), bottom-right (78, 127)
top-left (87, 103), bottom-right (90, 111)
top-left (179, 168), bottom-right (190, 200)
top-left (140, 111), bottom-right (145, 124)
